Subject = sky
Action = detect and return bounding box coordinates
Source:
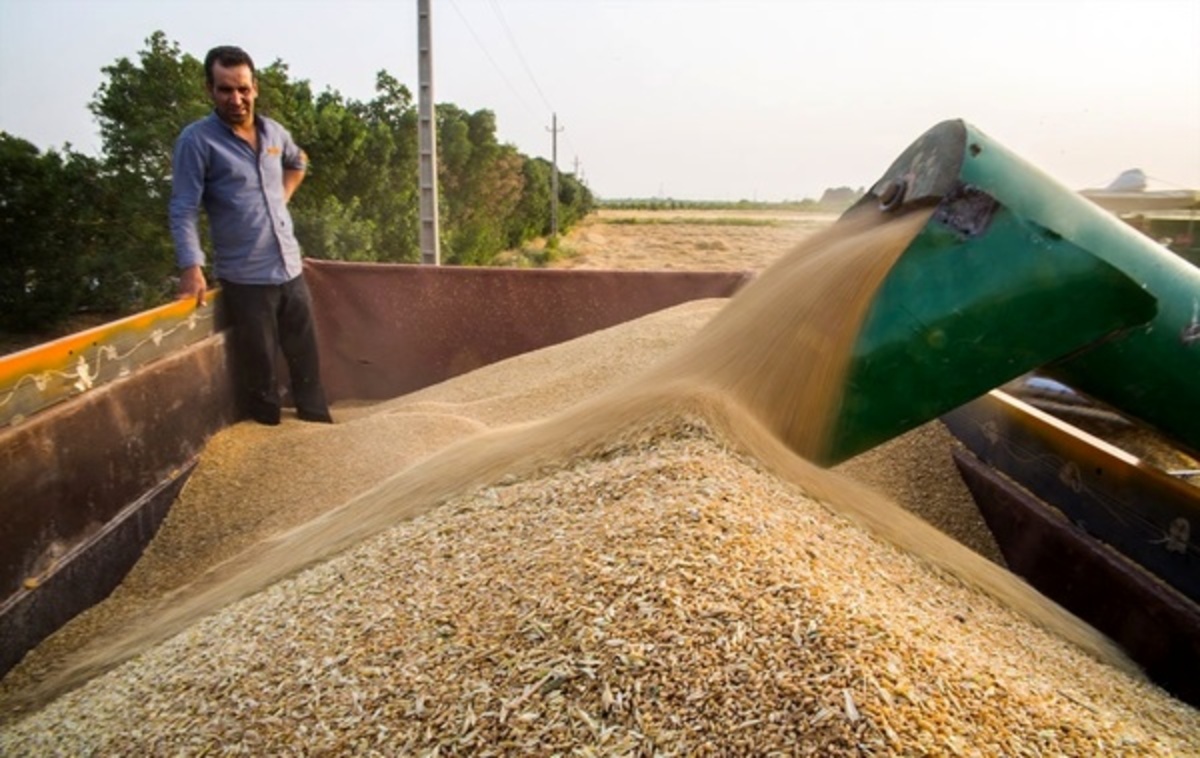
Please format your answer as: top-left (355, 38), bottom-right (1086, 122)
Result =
top-left (1, 0), bottom-right (1198, 202)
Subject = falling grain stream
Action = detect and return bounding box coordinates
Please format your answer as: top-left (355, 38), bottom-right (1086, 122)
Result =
top-left (3, 208), bottom-right (1197, 754)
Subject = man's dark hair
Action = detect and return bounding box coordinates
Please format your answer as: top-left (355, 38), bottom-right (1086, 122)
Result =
top-left (204, 46), bottom-right (256, 85)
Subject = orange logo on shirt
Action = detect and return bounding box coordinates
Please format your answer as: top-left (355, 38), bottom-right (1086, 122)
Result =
top-left (266, 146), bottom-right (282, 156)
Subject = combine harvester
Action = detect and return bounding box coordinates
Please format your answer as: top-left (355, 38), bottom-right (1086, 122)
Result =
top-left (1, 119), bottom-right (1197, 706)
top-left (1080, 167), bottom-right (1200, 268)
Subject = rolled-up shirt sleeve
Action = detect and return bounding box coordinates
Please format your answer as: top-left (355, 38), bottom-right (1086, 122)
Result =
top-left (169, 130), bottom-right (207, 270)
top-left (282, 132), bottom-right (307, 172)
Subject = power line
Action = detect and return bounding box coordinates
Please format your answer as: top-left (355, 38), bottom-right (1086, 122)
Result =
top-left (488, 2), bottom-right (588, 171)
top-left (446, 0), bottom-right (585, 183)
top-left (487, 0), bottom-right (554, 114)
top-left (446, 0), bottom-right (535, 115)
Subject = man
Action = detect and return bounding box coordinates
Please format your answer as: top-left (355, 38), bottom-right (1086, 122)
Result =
top-left (169, 45), bottom-right (332, 425)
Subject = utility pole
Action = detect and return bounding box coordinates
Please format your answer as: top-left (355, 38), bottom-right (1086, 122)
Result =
top-left (417, 0), bottom-right (440, 265)
top-left (547, 113), bottom-right (563, 238)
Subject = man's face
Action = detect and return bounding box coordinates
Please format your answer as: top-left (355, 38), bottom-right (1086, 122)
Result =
top-left (207, 62), bottom-right (257, 128)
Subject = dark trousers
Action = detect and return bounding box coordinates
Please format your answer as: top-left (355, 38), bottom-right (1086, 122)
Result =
top-left (219, 275), bottom-right (330, 424)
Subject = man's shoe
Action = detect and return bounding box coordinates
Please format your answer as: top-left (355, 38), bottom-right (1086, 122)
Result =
top-left (252, 410), bottom-right (281, 426)
top-left (297, 408), bottom-right (334, 424)
top-left (247, 398), bottom-right (281, 426)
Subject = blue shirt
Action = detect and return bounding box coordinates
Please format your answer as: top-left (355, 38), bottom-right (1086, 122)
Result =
top-left (169, 113), bottom-right (306, 285)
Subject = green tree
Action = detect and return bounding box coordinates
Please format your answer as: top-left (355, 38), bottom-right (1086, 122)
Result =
top-left (508, 157), bottom-right (553, 245)
top-left (254, 61), bottom-right (317, 143)
top-left (556, 170), bottom-right (594, 231)
top-left (267, 69), bottom-right (420, 263)
top-left (437, 106), bottom-right (526, 264)
top-left (91, 31), bottom-right (208, 195)
top-left (0, 135), bottom-right (107, 332)
top-left (88, 31), bottom-right (207, 309)
top-left (356, 72), bottom-right (421, 262)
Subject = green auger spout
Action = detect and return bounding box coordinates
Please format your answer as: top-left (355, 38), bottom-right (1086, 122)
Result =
top-left (818, 119), bottom-right (1199, 465)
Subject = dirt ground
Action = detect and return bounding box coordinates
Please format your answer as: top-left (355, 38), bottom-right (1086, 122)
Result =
top-left (550, 208), bottom-right (840, 272)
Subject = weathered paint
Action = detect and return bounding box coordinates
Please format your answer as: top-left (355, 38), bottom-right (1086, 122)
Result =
top-left (953, 447), bottom-right (1200, 708)
top-left (944, 390), bottom-right (1200, 605)
top-left (0, 332), bottom-right (238, 677)
top-left (0, 291), bottom-right (220, 428)
top-left (0, 461), bottom-right (196, 678)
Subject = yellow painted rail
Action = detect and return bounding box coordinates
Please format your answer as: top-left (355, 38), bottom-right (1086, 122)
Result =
top-left (0, 292), bottom-right (220, 428)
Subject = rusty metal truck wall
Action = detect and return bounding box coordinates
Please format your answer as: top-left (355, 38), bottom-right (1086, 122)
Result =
top-left (0, 336), bottom-right (238, 676)
top-left (304, 259), bottom-right (752, 404)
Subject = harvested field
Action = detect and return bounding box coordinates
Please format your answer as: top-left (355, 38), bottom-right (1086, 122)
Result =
top-left (2, 209), bottom-right (1197, 754)
top-left (549, 208), bottom-right (839, 272)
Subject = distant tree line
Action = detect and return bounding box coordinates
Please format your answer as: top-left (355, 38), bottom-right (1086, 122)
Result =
top-left (1, 32), bottom-right (592, 335)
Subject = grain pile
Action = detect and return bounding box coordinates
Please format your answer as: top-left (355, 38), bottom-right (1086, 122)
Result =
top-left (5, 417), bottom-right (1198, 755)
top-left (0, 299), bottom-right (730, 706)
top-left (834, 425), bottom-right (1003, 564)
top-left (3, 208), bottom-right (1197, 753)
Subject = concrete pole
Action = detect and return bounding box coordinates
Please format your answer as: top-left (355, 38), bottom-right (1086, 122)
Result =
top-left (417, 0), bottom-right (440, 265)
top-left (548, 113), bottom-right (563, 239)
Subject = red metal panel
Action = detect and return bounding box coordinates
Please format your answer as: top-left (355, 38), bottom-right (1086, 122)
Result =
top-left (304, 260), bottom-right (751, 403)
